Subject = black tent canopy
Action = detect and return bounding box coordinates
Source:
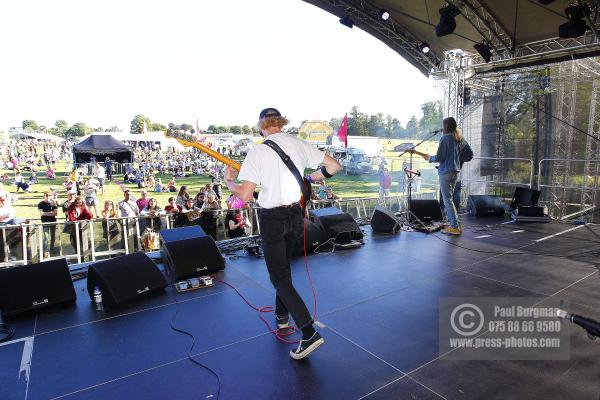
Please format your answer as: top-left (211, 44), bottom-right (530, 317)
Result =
top-left (72, 135), bottom-right (133, 164)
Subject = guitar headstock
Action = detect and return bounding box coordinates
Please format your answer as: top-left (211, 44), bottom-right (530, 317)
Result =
top-left (165, 129), bottom-right (195, 144)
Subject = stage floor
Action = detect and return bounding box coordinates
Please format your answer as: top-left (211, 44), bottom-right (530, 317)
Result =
top-left (2, 215), bottom-right (600, 400)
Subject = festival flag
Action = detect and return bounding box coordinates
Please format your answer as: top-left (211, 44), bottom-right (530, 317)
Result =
top-left (337, 113), bottom-right (348, 147)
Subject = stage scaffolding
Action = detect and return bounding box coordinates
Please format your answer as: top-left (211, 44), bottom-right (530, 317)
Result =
top-left (437, 56), bottom-right (600, 221)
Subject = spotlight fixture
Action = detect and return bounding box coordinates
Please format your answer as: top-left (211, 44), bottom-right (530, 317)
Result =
top-left (473, 42), bottom-right (492, 63)
top-left (339, 15), bottom-right (354, 29)
top-left (435, 4), bottom-right (460, 37)
top-left (558, 4), bottom-right (590, 38)
top-left (378, 9), bottom-right (390, 21)
top-left (419, 42), bottom-right (430, 54)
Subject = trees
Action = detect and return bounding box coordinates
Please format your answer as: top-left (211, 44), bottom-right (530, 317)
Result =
top-left (149, 122), bottom-right (166, 131)
top-left (64, 122), bottom-right (89, 138)
top-left (418, 100), bottom-right (443, 138)
top-left (405, 116), bottom-right (418, 138)
top-left (130, 114), bottom-right (150, 134)
top-left (22, 120), bottom-right (39, 132)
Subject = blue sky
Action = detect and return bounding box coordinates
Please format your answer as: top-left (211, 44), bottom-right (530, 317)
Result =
top-left (0, 0), bottom-right (442, 131)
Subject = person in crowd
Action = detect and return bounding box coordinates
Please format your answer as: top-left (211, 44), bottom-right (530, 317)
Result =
top-left (66, 195), bottom-right (93, 250)
top-left (140, 198), bottom-right (165, 231)
top-left (226, 193), bottom-right (246, 209)
top-left (38, 190), bottom-right (58, 257)
top-left (104, 157), bottom-right (113, 181)
top-left (155, 178), bottom-right (166, 193)
top-left (224, 107), bottom-right (341, 360)
top-left (204, 183), bottom-right (217, 198)
top-left (379, 168), bottom-right (392, 198)
top-left (194, 191), bottom-right (205, 209)
top-left (46, 165), bottom-right (56, 180)
top-left (416, 116), bottom-right (462, 235)
top-left (83, 178), bottom-right (99, 218)
top-left (164, 197), bottom-right (182, 214)
top-left (226, 208), bottom-right (246, 238)
top-left (14, 171), bottom-right (30, 193)
top-left (101, 200), bottom-right (119, 242)
top-left (176, 185), bottom-right (190, 206)
top-left (200, 193), bottom-right (220, 238)
top-left (118, 189), bottom-right (139, 218)
top-left (318, 180), bottom-right (327, 200)
top-left (325, 186), bottom-right (340, 201)
top-left (96, 163), bottom-right (106, 195)
top-left (212, 174), bottom-right (222, 200)
top-left (62, 192), bottom-right (75, 220)
top-left (0, 193), bottom-right (17, 225)
top-left (136, 190), bottom-right (149, 212)
top-left (168, 176), bottom-right (177, 192)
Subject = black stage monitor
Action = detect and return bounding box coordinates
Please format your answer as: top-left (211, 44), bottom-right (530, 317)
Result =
top-left (510, 187), bottom-right (541, 211)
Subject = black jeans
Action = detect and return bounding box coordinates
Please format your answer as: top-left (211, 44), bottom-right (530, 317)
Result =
top-left (260, 204), bottom-right (312, 329)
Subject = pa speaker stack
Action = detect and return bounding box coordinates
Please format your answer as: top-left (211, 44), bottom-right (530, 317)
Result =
top-left (160, 225), bottom-right (225, 281)
top-left (293, 218), bottom-right (330, 256)
top-left (87, 253), bottom-right (167, 308)
top-left (370, 205), bottom-right (401, 233)
top-left (309, 207), bottom-right (363, 245)
top-left (0, 259), bottom-right (76, 317)
top-left (467, 195), bottom-right (506, 217)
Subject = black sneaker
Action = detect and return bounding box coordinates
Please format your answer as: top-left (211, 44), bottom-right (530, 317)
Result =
top-left (275, 315), bottom-right (289, 329)
top-left (290, 332), bottom-right (324, 360)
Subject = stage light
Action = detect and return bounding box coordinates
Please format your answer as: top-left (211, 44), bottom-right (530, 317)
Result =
top-left (419, 42), bottom-right (430, 54)
top-left (435, 4), bottom-right (460, 37)
top-left (538, 0), bottom-right (556, 4)
top-left (339, 15), bottom-right (354, 29)
top-left (378, 9), bottom-right (390, 21)
top-left (559, 4), bottom-right (590, 38)
top-left (473, 42), bottom-right (492, 63)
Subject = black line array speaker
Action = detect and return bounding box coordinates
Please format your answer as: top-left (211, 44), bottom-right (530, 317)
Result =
top-left (467, 195), bottom-right (506, 217)
top-left (409, 199), bottom-right (443, 224)
top-left (371, 205), bottom-right (401, 233)
top-left (0, 258), bottom-right (76, 317)
top-left (294, 218), bottom-right (330, 256)
top-left (87, 252), bottom-right (167, 308)
top-left (308, 207), bottom-right (363, 243)
top-left (160, 225), bottom-right (225, 281)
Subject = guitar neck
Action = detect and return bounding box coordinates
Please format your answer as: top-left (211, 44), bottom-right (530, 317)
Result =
top-left (409, 149), bottom-right (428, 158)
top-left (173, 138), bottom-right (242, 171)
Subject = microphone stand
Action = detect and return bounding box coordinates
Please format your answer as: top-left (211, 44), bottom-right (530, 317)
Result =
top-left (397, 129), bottom-right (441, 227)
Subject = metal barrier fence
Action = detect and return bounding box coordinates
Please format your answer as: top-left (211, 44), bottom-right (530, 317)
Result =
top-left (73, 162), bottom-right (135, 176)
top-left (0, 193), bottom-right (441, 267)
top-left (460, 156), bottom-right (534, 206)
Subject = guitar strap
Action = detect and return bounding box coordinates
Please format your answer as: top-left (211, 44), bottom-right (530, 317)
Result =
top-left (263, 140), bottom-right (311, 204)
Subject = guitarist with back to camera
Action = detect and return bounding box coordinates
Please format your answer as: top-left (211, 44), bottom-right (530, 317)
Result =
top-left (224, 107), bottom-right (341, 360)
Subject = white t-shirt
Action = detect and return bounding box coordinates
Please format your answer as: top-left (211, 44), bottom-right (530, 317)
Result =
top-left (238, 133), bottom-right (325, 209)
top-left (97, 165), bottom-right (106, 179)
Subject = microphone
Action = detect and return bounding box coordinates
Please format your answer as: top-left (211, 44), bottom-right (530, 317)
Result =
top-left (403, 167), bottom-right (421, 177)
top-left (557, 309), bottom-right (600, 339)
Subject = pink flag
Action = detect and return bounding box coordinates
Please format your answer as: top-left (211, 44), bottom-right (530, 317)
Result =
top-left (337, 113), bottom-right (348, 148)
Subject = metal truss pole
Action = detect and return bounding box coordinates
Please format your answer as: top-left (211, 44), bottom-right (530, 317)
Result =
top-left (583, 78), bottom-right (600, 209)
top-left (549, 61), bottom-right (578, 218)
top-left (442, 51), bottom-right (466, 128)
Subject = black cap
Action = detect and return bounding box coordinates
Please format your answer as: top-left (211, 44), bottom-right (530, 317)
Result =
top-left (259, 108), bottom-right (282, 120)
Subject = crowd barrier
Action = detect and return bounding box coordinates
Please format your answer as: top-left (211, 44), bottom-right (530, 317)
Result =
top-left (0, 193), bottom-right (438, 267)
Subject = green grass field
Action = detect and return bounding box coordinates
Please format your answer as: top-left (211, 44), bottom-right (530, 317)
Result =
top-left (4, 139), bottom-right (440, 219)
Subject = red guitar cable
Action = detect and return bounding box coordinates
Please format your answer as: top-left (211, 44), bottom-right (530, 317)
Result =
top-left (214, 212), bottom-right (318, 344)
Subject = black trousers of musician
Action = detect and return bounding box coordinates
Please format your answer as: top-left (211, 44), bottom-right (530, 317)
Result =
top-left (260, 204), bottom-right (312, 329)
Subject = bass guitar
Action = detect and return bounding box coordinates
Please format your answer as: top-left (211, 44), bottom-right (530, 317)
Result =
top-left (163, 130), bottom-right (312, 210)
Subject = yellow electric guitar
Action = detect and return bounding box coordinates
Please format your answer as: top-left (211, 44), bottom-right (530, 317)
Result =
top-left (163, 130), bottom-right (312, 210)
